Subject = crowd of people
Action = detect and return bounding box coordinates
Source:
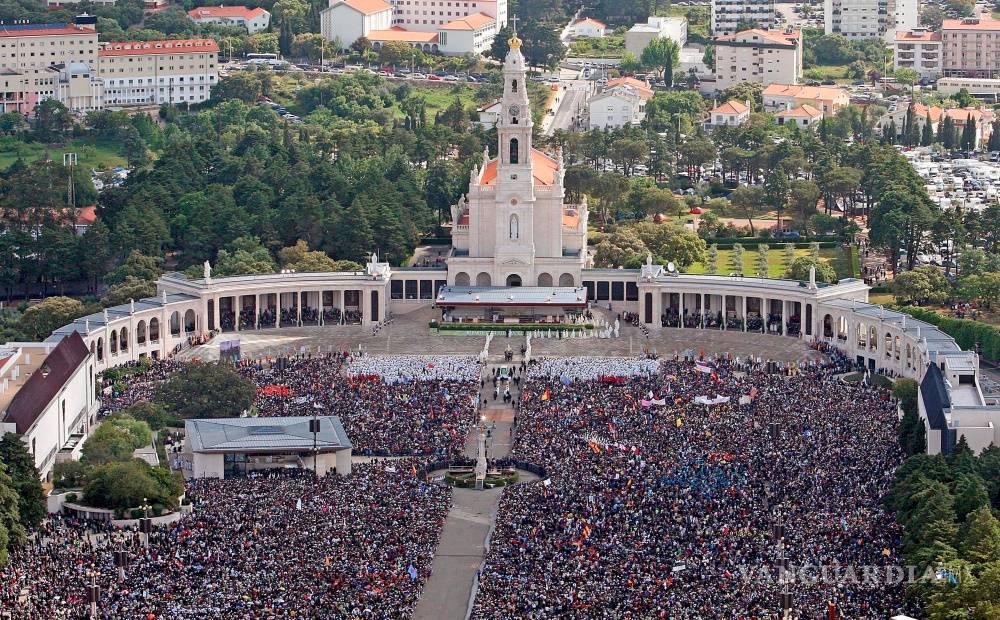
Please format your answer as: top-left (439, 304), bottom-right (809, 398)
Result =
top-left (526, 356), bottom-right (660, 381)
top-left (472, 357), bottom-right (912, 619)
top-left (2, 462), bottom-right (449, 619)
top-left (242, 354), bottom-right (480, 456)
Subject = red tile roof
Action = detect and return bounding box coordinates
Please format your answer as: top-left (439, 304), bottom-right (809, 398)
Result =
top-left (75, 205), bottom-right (97, 226)
top-left (3, 333), bottom-right (89, 435)
top-left (339, 0), bottom-right (392, 15)
top-left (575, 17), bottom-right (607, 28)
top-left (717, 28), bottom-right (800, 45)
top-left (606, 77), bottom-right (653, 99)
top-left (942, 17), bottom-right (1000, 31)
top-left (440, 12), bottom-right (495, 30)
top-left (367, 27), bottom-right (438, 43)
top-left (188, 6), bottom-right (269, 20)
top-left (711, 100), bottom-right (750, 115)
top-left (99, 38), bottom-right (219, 56)
top-left (778, 104), bottom-right (823, 118)
top-left (0, 24), bottom-right (95, 38)
top-left (480, 149), bottom-right (559, 186)
top-left (895, 29), bottom-right (941, 41)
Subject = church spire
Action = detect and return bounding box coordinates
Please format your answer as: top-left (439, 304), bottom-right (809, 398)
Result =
top-left (499, 15), bottom-right (531, 170)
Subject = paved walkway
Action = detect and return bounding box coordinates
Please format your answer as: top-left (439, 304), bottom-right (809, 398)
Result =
top-left (412, 361), bottom-right (524, 620)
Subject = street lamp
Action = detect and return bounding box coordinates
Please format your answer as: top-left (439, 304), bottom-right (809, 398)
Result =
top-left (310, 405), bottom-right (322, 480)
top-left (139, 497), bottom-right (152, 549)
top-left (86, 571), bottom-right (99, 620)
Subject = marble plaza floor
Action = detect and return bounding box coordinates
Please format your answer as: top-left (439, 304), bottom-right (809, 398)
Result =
top-left (182, 305), bottom-right (823, 364)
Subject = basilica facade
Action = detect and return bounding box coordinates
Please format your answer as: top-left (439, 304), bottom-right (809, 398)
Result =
top-left (448, 32), bottom-right (588, 289)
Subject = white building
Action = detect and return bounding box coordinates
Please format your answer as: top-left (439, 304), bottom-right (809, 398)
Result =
top-left (320, 0), bottom-right (393, 50)
top-left (762, 83), bottom-right (849, 115)
top-left (477, 99), bottom-right (501, 128)
top-left (588, 78), bottom-right (652, 129)
top-left (707, 99), bottom-right (751, 126)
top-left (625, 16), bottom-right (687, 58)
top-left (711, 0), bottom-right (775, 36)
top-left (824, 0), bottom-right (914, 40)
top-left (388, 0), bottom-right (505, 33)
top-left (449, 31), bottom-right (587, 288)
top-left (893, 29), bottom-right (942, 80)
top-left (713, 28), bottom-right (802, 92)
top-left (776, 104), bottom-right (823, 127)
top-left (568, 17), bottom-right (607, 39)
top-left (98, 39), bottom-right (218, 106)
top-left (0, 333), bottom-right (98, 481)
top-left (51, 62), bottom-right (104, 113)
top-left (438, 13), bottom-right (496, 55)
top-left (184, 416), bottom-right (353, 479)
top-left (187, 6), bottom-right (271, 34)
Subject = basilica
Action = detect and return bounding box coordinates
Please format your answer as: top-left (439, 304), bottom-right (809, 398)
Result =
top-left (448, 31), bottom-right (588, 290)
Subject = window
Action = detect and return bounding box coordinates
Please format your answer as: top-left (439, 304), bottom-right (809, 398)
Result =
top-left (509, 138), bottom-right (518, 164)
top-left (511, 79), bottom-right (517, 92)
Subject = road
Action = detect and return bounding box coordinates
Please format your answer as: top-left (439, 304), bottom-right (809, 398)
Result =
top-left (548, 78), bottom-right (592, 134)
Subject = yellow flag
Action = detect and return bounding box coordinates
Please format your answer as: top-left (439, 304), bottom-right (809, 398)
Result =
top-left (675, 418), bottom-right (682, 428)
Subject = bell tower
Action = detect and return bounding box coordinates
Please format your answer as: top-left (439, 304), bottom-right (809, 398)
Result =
top-left (494, 19), bottom-right (536, 277)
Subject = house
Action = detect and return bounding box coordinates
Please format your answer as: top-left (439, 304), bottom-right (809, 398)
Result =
top-left (713, 28), bottom-right (802, 92)
top-left (762, 83), bottom-right (849, 115)
top-left (187, 6), bottom-right (271, 33)
top-left (74, 206), bottom-right (97, 236)
top-left (320, 0), bottom-right (393, 50)
top-left (893, 29), bottom-right (942, 80)
top-left (707, 100), bottom-right (751, 127)
top-left (568, 17), bottom-right (607, 39)
top-left (776, 104), bottom-right (823, 128)
top-left (625, 16), bottom-right (686, 58)
top-left (911, 105), bottom-right (994, 146)
top-left (588, 81), bottom-right (652, 129)
top-left (438, 12), bottom-right (496, 55)
top-left (478, 99), bottom-right (502, 128)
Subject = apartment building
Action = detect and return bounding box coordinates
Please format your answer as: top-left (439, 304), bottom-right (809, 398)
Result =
top-left (187, 6), bottom-right (271, 34)
top-left (824, 0), bottom-right (916, 40)
top-left (762, 83), bottom-right (849, 115)
top-left (588, 77), bottom-right (652, 129)
top-left (711, 0), bottom-right (775, 36)
top-left (713, 28), bottom-right (802, 92)
top-left (941, 17), bottom-right (1000, 78)
top-left (625, 16), bottom-right (687, 57)
top-left (893, 29), bottom-right (942, 80)
top-left (386, 0), bottom-right (506, 32)
top-left (98, 38), bottom-right (219, 106)
top-left (0, 20), bottom-right (98, 75)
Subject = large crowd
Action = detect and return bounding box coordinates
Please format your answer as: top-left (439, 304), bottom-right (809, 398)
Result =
top-left (472, 357), bottom-right (912, 619)
top-left (240, 354), bottom-right (480, 456)
top-left (2, 462), bottom-right (448, 619)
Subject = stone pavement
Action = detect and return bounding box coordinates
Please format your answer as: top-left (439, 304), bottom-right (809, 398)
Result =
top-left (412, 366), bottom-right (525, 620)
top-left (183, 305), bottom-right (821, 364)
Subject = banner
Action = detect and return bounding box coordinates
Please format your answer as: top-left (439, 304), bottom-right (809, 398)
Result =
top-left (640, 398), bottom-right (667, 408)
top-left (694, 395), bottom-right (730, 405)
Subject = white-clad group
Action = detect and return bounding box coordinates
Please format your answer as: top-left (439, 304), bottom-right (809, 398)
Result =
top-left (347, 354), bottom-right (482, 382)
top-left (526, 356), bottom-right (661, 380)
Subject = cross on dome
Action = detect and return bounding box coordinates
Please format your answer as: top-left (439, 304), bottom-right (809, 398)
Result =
top-left (508, 14), bottom-right (522, 49)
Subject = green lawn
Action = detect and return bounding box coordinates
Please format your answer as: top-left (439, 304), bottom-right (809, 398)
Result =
top-left (568, 35), bottom-right (626, 58)
top-left (0, 137), bottom-right (127, 171)
top-left (686, 247), bottom-right (852, 279)
top-left (802, 64), bottom-right (852, 82)
top-left (406, 83), bottom-right (481, 117)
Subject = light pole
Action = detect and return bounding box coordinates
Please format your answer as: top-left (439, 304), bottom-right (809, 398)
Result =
top-left (310, 405), bottom-right (321, 480)
top-left (86, 571), bottom-right (99, 620)
top-left (139, 497), bottom-right (152, 549)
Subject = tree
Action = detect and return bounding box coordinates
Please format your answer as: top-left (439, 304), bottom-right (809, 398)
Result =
top-left (0, 462), bottom-right (26, 567)
top-left (83, 459), bottom-right (182, 512)
top-left (101, 276), bottom-right (156, 307)
top-left (961, 114), bottom-right (978, 151)
top-left (156, 363), bottom-right (255, 419)
top-left (119, 402), bottom-right (179, 431)
top-left (211, 73), bottom-right (263, 104)
top-left (705, 244), bottom-right (719, 274)
top-left (728, 186), bottom-right (765, 236)
top-left (18, 296), bottom-right (85, 341)
top-left (631, 222), bottom-right (706, 269)
top-left (593, 229), bottom-right (649, 268)
top-left (279, 240), bottom-right (338, 272)
top-left (641, 37), bottom-right (680, 86)
top-left (212, 236), bottom-right (277, 277)
top-left (105, 251), bottom-right (162, 286)
top-left (763, 167), bottom-right (789, 228)
top-left (961, 506), bottom-right (1000, 565)
top-left (0, 434), bottom-right (44, 529)
top-left (489, 24), bottom-right (565, 69)
top-left (755, 244), bottom-right (770, 276)
top-left (33, 100), bottom-right (72, 142)
top-left (82, 416), bottom-right (153, 466)
top-left (785, 255), bottom-right (837, 283)
top-left (379, 41), bottom-right (417, 67)
top-left (895, 67), bottom-right (919, 92)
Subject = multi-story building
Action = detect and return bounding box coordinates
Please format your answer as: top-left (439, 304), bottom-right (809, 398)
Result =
top-left (98, 38), bottom-right (219, 106)
top-left (706, 99), bottom-right (751, 127)
top-left (588, 78), bottom-right (652, 129)
top-left (321, 0), bottom-right (502, 55)
top-left (187, 6), bottom-right (271, 33)
top-left (941, 17), bottom-right (1000, 78)
top-left (762, 83), bottom-right (849, 115)
top-left (824, 0), bottom-right (915, 40)
top-left (713, 28), bottom-right (802, 92)
top-left (0, 20), bottom-right (98, 75)
top-left (625, 16), bottom-right (687, 57)
top-left (0, 69), bottom-right (34, 114)
top-left (893, 28), bottom-right (942, 79)
top-left (386, 0), bottom-right (506, 32)
top-left (711, 0), bottom-right (775, 36)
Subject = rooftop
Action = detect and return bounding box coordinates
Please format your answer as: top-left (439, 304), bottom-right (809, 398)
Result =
top-left (480, 149), bottom-right (560, 186)
top-left (778, 104), bottom-right (823, 118)
top-left (717, 28), bottom-right (800, 46)
top-left (186, 416), bottom-right (352, 453)
top-left (0, 23), bottom-right (95, 38)
top-left (3, 333), bottom-right (89, 435)
top-left (942, 17), bottom-right (1000, 31)
top-left (440, 12), bottom-right (494, 30)
top-left (99, 38), bottom-right (219, 56)
top-left (367, 27), bottom-right (439, 43)
top-left (437, 286), bottom-right (588, 307)
top-left (187, 5), bottom-right (269, 19)
top-left (334, 0), bottom-right (392, 15)
top-left (762, 83), bottom-right (848, 101)
top-left (711, 100), bottom-right (750, 115)
top-left (895, 29), bottom-right (941, 41)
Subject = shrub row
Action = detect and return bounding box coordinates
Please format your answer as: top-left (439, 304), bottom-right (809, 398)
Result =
top-left (893, 305), bottom-right (1000, 361)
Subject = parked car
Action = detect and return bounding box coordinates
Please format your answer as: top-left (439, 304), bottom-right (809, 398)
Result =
top-left (428, 74), bottom-right (443, 81)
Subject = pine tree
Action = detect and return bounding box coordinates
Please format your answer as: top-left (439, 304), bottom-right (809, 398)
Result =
top-left (989, 120), bottom-right (1000, 151)
top-left (755, 244), bottom-right (769, 276)
top-left (784, 243), bottom-right (796, 265)
top-left (961, 114), bottom-right (977, 151)
top-left (942, 116), bottom-right (956, 150)
top-left (0, 462), bottom-right (26, 567)
top-left (921, 119), bottom-right (934, 146)
top-left (706, 244), bottom-right (719, 274)
top-left (0, 434), bottom-right (44, 529)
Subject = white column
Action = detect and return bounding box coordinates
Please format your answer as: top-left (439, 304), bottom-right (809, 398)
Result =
top-left (276, 292), bottom-right (282, 328)
top-left (297, 292), bottom-right (302, 326)
top-left (679, 292), bottom-right (685, 327)
top-left (255, 294), bottom-right (260, 329)
top-left (234, 295), bottom-right (241, 332)
top-left (339, 290), bottom-right (346, 324)
top-left (319, 291), bottom-right (325, 326)
top-left (362, 288), bottom-right (372, 326)
top-left (700, 293), bottom-right (705, 328)
top-left (741, 296), bottom-right (747, 332)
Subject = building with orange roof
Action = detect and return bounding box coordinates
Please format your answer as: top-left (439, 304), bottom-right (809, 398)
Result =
top-left (942, 17), bottom-right (1000, 78)
top-left (449, 35), bottom-right (587, 290)
top-left (893, 29), bottom-right (942, 79)
top-left (762, 83), bottom-right (849, 115)
top-left (588, 80), bottom-right (651, 129)
top-left (707, 100), bottom-right (751, 127)
top-left (713, 28), bottom-right (802, 92)
top-left (776, 104), bottom-right (823, 128)
top-left (568, 17), bottom-right (607, 39)
top-left (320, 0), bottom-right (504, 55)
top-left (98, 39), bottom-right (218, 106)
top-left (187, 5), bottom-right (271, 33)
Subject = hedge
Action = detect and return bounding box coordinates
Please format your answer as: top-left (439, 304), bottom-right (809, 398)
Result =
top-left (703, 235), bottom-right (840, 245)
top-left (893, 305), bottom-right (1000, 361)
top-left (432, 322), bottom-right (594, 332)
top-left (710, 241), bottom-right (839, 251)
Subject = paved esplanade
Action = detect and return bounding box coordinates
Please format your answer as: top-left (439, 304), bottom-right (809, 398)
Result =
top-left (182, 305), bottom-right (822, 364)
